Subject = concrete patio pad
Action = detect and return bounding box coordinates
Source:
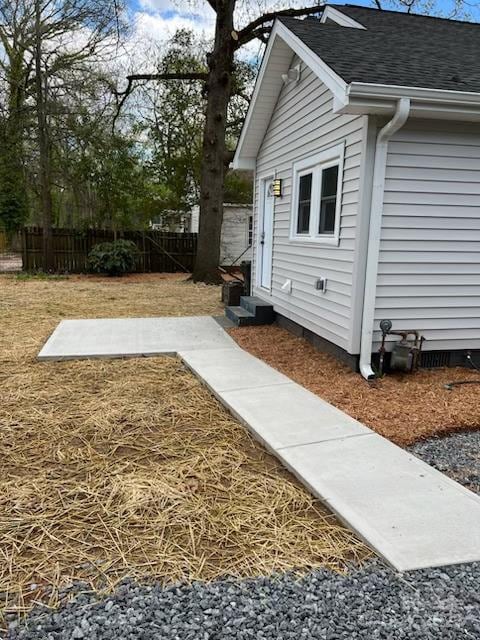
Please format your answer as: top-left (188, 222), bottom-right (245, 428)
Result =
top-left (38, 315), bottom-right (480, 571)
top-left (38, 316), bottom-right (235, 360)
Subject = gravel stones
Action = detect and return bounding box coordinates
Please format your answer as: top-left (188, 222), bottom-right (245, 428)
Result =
top-left (410, 430), bottom-right (480, 494)
top-left (5, 560), bottom-right (480, 640)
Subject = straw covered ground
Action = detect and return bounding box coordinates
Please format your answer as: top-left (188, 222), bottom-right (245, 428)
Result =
top-left (230, 325), bottom-right (480, 447)
top-left (0, 274), bottom-right (370, 623)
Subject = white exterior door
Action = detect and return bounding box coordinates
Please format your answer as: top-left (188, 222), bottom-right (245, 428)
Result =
top-left (259, 179), bottom-right (274, 289)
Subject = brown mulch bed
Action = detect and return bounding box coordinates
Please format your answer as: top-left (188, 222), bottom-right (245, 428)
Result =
top-left (229, 325), bottom-right (480, 447)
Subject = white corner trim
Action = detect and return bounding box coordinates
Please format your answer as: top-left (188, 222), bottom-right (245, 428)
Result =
top-left (233, 19), bottom-right (348, 169)
top-left (359, 98), bottom-right (411, 381)
top-left (320, 6), bottom-right (367, 29)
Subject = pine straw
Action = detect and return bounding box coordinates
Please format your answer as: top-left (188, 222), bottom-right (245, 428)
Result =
top-left (0, 274), bottom-right (370, 621)
top-left (229, 325), bottom-right (480, 447)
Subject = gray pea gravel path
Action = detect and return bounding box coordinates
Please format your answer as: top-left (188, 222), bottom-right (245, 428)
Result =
top-left (5, 560), bottom-right (480, 640)
top-left (410, 430), bottom-right (480, 495)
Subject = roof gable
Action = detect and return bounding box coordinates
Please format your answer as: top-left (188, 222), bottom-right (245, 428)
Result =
top-left (233, 20), bottom-right (347, 169)
top-left (233, 5), bottom-right (480, 169)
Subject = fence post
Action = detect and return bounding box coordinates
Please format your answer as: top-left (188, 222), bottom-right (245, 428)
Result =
top-left (21, 228), bottom-right (27, 271)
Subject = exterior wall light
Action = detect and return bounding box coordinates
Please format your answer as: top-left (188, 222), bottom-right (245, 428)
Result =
top-left (272, 178), bottom-right (282, 197)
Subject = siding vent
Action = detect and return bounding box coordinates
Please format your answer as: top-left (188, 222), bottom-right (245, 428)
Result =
top-left (420, 351), bottom-right (451, 369)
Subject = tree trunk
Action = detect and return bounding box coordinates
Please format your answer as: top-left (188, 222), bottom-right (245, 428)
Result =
top-left (34, 0), bottom-right (54, 272)
top-left (0, 44), bottom-right (28, 233)
top-left (191, 0), bottom-right (236, 284)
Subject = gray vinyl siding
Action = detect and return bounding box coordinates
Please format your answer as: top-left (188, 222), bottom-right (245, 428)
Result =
top-left (374, 121), bottom-right (480, 351)
top-left (252, 58), bottom-right (366, 353)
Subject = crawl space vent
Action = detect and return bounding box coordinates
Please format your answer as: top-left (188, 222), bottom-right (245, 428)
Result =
top-left (420, 351), bottom-right (451, 368)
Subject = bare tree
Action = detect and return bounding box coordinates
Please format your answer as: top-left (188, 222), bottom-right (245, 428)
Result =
top-left (117, 2), bottom-right (327, 284)
top-left (0, 0), bottom-right (125, 269)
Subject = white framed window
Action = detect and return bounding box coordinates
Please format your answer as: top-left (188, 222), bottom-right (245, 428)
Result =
top-left (290, 142), bottom-right (344, 245)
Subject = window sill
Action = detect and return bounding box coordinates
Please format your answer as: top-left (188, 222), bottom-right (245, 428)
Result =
top-left (289, 235), bottom-right (340, 247)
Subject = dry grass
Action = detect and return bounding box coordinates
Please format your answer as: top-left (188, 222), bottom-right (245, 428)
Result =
top-left (230, 325), bottom-right (480, 447)
top-left (0, 274), bottom-right (370, 621)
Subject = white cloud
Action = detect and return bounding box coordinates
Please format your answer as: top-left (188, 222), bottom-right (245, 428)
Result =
top-left (136, 10), bottom-right (214, 40)
top-left (137, 0), bottom-right (175, 11)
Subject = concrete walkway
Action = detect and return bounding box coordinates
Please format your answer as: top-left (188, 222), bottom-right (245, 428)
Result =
top-left (38, 316), bottom-right (480, 572)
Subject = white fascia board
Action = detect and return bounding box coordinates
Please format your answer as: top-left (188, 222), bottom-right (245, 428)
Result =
top-left (232, 21), bottom-right (282, 170)
top-left (337, 81), bottom-right (480, 121)
top-left (320, 6), bottom-right (366, 29)
top-left (233, 19), bottom-right (348, 169)
top-left (348, 82), bottom-right (480, 105)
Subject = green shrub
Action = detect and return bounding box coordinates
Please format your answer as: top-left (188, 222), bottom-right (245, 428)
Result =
top-left (88, 239), bottom-right (139, 276)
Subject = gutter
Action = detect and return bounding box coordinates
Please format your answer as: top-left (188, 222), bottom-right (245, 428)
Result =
top-left (348, 82), bottom-right (480, 106)
top-left (359, 97), bottom-right (411, 380)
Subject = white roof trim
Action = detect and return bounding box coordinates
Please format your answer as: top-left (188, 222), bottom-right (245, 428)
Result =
top-left (334, 82), bottom-right (480, 121)
top-left (320, 6), bottom-right (366, 29)
top-left (232, 21), bottom-right (280, 170)
top-left (348, 82), bottom-right (480, 103)
top-left (232, 18), bottom-right (348, 169)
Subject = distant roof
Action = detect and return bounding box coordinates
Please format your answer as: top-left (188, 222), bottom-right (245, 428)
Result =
top-left (279, 5), bottom-right (480, 93)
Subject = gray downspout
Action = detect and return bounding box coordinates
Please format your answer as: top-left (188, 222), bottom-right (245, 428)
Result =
top-left (359, 97), bottom-right (411, 380)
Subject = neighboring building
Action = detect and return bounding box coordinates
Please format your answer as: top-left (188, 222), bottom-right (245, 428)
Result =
top-left (150, 211), bottom-right (192, 233)
top-left (189, 203), bottom-right (253, 266)
top-left (220, 204), bottom-right (253, 266)
top-left (151, 203), bottom-right (253, 266)
top-left (232, 5), bottom-right (480, 377)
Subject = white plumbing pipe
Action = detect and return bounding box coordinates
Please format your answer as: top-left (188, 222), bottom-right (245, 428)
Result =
top-left (359, 97), bottom-right (411, 380)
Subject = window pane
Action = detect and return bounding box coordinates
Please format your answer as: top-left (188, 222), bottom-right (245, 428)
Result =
top-left (321, 165), bottom-right (338, 197)
top-left (297, 173), bottom-right (312, 234)
top-left (319, 164), bottom-right (339, 234)
top-left (319, 199), bottom-right (336, 233)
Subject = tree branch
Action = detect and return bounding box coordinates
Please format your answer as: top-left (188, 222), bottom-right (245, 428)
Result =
top-left (237, 5), bottom-right (324, 45)
top-left (126, 72), bottom-right (209, 83)
top-left (112, 72), bottom-right (209, 132)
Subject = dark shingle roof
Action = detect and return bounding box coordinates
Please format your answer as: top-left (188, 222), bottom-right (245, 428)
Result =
top-left (279, 6), bottom-right (480, 93)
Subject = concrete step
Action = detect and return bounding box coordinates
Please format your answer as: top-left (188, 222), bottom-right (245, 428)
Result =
top-left (225, 306), bottom-right (257, 327)
top-left (239, 296), bottom-right (275, 324)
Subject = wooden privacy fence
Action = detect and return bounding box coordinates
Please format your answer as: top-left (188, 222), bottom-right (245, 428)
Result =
top-left (0, 231), bottom-right (7, 252)
top-left (22, 228), bottom-right (197, 273)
